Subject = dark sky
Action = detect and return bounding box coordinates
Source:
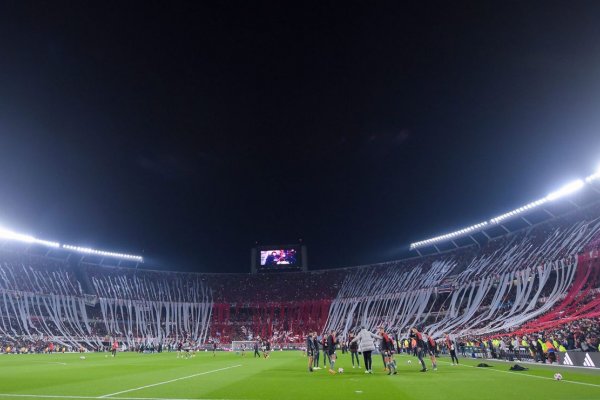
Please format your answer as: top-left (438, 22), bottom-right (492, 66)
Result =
top-left (1, 1), bottom-right (600, 272)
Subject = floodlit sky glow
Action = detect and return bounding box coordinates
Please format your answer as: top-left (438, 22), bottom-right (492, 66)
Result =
top-left (0, 225), bottom-right (143, 261)
top-left (410, 170), bottom-right (598, 250)
top-left (1, 2), bottom-right (600, 271)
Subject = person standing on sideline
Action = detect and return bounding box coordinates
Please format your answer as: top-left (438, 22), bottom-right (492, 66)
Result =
top-left (349, 333), bottom-right (360, 369)
top-left (445, 333), bottom-right (459, 365)
top-left (350, 326), bottom-right (382, 374)
top-left (322, 335), bottom-right (330, 367)
top-left (253, 340), bottom-right (260, 358)
top-left (306, 332), bottom-right (315, 372)
top-left (313, 333), bottom-right (321, 369)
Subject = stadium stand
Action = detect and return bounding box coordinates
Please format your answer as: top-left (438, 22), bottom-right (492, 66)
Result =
top-left (0, 201), bottom-right (599, 356)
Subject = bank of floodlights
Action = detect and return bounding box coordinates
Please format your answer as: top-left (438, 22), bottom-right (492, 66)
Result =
top-left (0, 225), bottom-right (143, 262)
top-left (0, 228), bottom-right (60, 248)
top-left (61, 244), bottom-right (143, 262)
top-left (409, 222), bottom-right (488, 250)
top-left (489, 179), bottom-right (585, 224)
top-left (410, 166), bottom-right (600, 250)
top-left (586, 167), bottom-right (600, 183)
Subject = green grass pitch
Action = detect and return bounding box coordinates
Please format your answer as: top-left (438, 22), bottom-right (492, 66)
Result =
top-left (0, 351), bottom-right (598, 399)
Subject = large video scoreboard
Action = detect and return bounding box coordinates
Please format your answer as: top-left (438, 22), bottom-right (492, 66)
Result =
top-left (250, 244), bottom-right (307, 273)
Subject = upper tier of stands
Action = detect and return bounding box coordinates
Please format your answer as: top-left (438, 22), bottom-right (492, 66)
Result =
top-left (0, 201), bottom-right (599, 346)
top-left (1, 202), bottom-right (598, 302)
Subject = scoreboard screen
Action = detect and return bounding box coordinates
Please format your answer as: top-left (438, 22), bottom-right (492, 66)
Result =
top-left (252, 245), bottom-right (307, 273)
top-left (260, 248), bottom-right (299, 267)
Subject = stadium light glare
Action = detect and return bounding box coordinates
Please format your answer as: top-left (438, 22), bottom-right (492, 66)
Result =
top-left (490, 179), bottom-right (584, 225)
top-left (409, 221), bottom-right (488, 250)
top-left (545, 179), bottom-right (584, 201)
top-left (489, 198), bottom-right (548, 224)
top-left (0, 224), bottom-right (143, 261)
top-left (585, 168), bottom-right (600, 183)
top-left (61, 244), bottom-right (143, 262)
top-left (0, 227), bottom-right (60, 248)
top-left (411, 167), bottom-right (599, 250)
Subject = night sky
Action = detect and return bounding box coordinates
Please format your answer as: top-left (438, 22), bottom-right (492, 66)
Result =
top-left (1, 1), bottom-right (599, 272)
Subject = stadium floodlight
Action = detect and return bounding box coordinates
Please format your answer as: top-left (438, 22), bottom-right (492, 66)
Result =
top-left (0, 227), bottom-right (60, 248)
top-left (411, 166), bottom-right (600, 250)
top-left (545, 179), bottom-right (584, 201)
top-left (0, 224), bottom-right (143, 261)
top-left (490, 198), bottom-right (548, 224)
top-left (409, 221), bottom-right (488, 250)
top-left (61, 244), bottom-right (143, 262)
top-left (585, 168), bottom-right (600, 183)
top-left (490, 179), bottom-right (584, 225)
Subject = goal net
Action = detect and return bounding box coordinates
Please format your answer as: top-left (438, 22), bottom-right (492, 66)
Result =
top-left (231, 341), bottom-right (256, 352)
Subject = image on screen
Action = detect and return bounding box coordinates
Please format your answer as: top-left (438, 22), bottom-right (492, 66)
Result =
top-left (260, 249), bottom-right (298, 267)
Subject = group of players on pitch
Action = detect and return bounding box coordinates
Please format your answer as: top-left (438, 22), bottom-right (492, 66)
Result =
top-left (306, 326), bottom-right (459, 374)
top-left (236, 339), bottom-right (272, 359)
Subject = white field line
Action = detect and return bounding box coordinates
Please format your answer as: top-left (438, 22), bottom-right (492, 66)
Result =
top-left (99, 364), bottom-right (242, 398)
top-left (0, 395), bottom-right (237, 400)
top-left (30, 362), bottom-right (68, 366)
top-left (481, 356), bottom-right (600, 371)
top-left (434, 358), bottom-right (600, 388)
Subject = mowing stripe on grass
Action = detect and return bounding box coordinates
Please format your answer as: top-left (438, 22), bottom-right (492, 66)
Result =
top-left (436, 359), bottom-right (600, 388)
top-left (98, 364), bottom-right (243, 398)
top-left (0, 394), bottom-right (236, 400)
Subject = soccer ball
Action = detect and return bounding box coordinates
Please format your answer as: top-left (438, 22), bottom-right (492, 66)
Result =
top-left (407, 360), bottom-right (412, 364)
top-left (338, 368), bottom-right (344, 373)
top-left (554, 373), bottom-right (562, 381)
top-left (80, 356), bottom-right (86, 360)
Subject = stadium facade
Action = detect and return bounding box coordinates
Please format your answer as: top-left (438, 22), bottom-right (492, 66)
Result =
top-left (1, 174), bottom-right (599, 355)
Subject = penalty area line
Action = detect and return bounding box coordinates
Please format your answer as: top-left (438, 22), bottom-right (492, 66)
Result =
top-left (99, 364), bottom-right (243, 398)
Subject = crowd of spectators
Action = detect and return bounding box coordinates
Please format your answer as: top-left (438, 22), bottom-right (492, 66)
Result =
top-left (0, 202), bottom-right (598, 351)
top-left (456, 317), bottom-right (600, 364)
top-left (0, 252), bottom-right (81, 296)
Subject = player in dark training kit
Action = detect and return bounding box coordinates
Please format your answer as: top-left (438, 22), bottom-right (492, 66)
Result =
top-left (410, 327), bottom-right (427, 372)
top-left (262, 339), bottom-right (271, 359)
top-left (313, 334), bottom-right (321, 369)
top-left (111, 340), bottom-right (118, 357)
top-left (254, 340), bottom-right (260, 358)
top-left (348, 333), bottom-right (360, 369)
top-left (425, 333), bottom-right (438, 370)
top-left (379, 327), bottom-right (397, 375)
top-left (326, 330), bottom-right (339, 374)
top-left (321, 335), bottom-right (330, 367)
top-left (306, 332), bottom-right (315, 372)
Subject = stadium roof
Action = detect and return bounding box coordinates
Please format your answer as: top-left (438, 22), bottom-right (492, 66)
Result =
top-left (409, 166), bottom-right (600, 251)
top-left (0, 226), bottom-right (143, 262)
